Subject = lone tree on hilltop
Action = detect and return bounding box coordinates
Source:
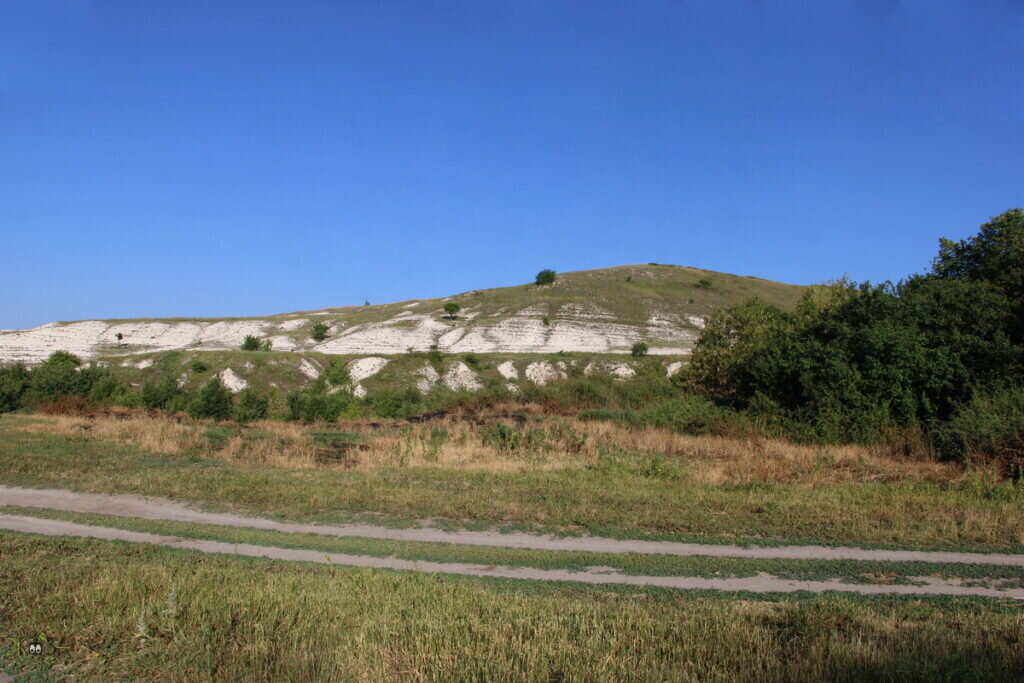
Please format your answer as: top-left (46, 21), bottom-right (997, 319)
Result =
top-left (443, 302), bottom-right (461, 319)
top-left (535, 269), bottom-right (556, 286)
top-left (631, 342), bottom-right (649, 357)
top-left (310, 322), bottom-right (330, 342)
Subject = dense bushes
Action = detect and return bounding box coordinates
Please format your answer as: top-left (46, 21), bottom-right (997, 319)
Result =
top-left (0, 365), bottom-right (29, 412)
top-left (286, 388), bottom-right (352, 423)
top-left (932, 387), bottom-right (1024, 473)
top-left (687, 209), bottom-right (1024, 458)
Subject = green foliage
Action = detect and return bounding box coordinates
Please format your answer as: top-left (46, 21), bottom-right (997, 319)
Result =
top-left (0, 365), bottom-right (29, 412)
top-left (21, 352), bottom-right (88, 406)
top-left (696, 279), bottom-right (713, 289)
top-left (240, 335), bottom-right (260, 351)
top-left (686, 211), bottom-right (1024, 449)
top-left (187, 378), bottom-right (234, 421)
top-left (310, 322), bottom-right (330, 342)
top-left (640, 395), bottom-right (728, 435)
top-left (189, 359), bottom-right (208, 373)
top-left (542, 315), bottom-right (550, 326)
top-left (364, 387), bottom-right (423, 419)
top-left (233, 388), bottom-right (270, 424)
top-left (631, 342), bottom-right (649, 357)
top-left (933, 209), bottom-right (1024, 342)
top-left (141, 377), bottom-right (181, 410)
top-left (321, 357), bottom-right (351, 389)
top-left (534, 269), bottom-right (556, 286)
top-left (931, 388), bottom-right (1024, 467)
top-left (442, 302), bottom-right (460, 319)
top-left (577, 408), bottom-right (640, 426)
top-left (287, 390), bottom-right (343, 423)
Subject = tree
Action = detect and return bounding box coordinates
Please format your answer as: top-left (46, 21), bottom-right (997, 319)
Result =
top-left (535, 269), bottom-right (556, 285)
top-left (310, 322), bottom-right (330, 342)
top-left (932, 208), bottom-right (1024, 343)
top-left (233, 388), bottom-right (269, 424)
top-left (188, 377), bottom-right (233, 420)
top-left (241, 335), bottom-right (260, 351)
top-left (115, 332), bottom-right (124, 346)
top-left (443, 302), bottom-right (460, 319)
top-left (631, 342), bottom-right (649, 357)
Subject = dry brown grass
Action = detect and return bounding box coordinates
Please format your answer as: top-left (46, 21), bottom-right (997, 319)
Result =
top-left (17, 413), bottom-right (976, 486)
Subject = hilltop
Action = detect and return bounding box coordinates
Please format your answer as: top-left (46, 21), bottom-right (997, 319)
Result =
top-left (0, 264), bottom-right (804, 365)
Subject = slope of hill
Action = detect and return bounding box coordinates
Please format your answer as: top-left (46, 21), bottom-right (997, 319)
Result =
top-left (0, 264), bottom-right (805, 365)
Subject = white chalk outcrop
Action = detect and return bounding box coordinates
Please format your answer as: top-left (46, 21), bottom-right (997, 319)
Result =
top-left (0, 302), bottom-right (704, 364)
top-left (525, 361), bottom-right (566, 386)
top-left (443, 361), bottom-right (483, 392)
top-left (219, 368), bottom-right (248, 393)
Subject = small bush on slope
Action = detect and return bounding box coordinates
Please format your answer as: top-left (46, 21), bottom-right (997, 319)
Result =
top-left (310, 322), bottom-right (330, 342)
top-left (188, 378), bottom-right (233, 421)
top-left (535, 269), bottom-right (556, 285)
top-left (234, 388), bottom-right (270, 424)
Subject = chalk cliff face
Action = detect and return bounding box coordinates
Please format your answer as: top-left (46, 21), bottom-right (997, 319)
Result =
top-left (0, 264), bottom-right (805, 365)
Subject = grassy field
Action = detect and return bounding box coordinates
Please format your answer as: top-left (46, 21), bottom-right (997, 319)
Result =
top-left (2, 532), bottom-right (1023, 681)
top-left (2, 412), bottom-right (1022, 551)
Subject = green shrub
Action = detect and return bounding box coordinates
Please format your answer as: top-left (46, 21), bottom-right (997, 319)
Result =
top-left (641, 395), bottom-right (728, 435)
top-left (141, 377), bottom-right (181, 410)
top-left (190, 359), bottom-right (209, 373)
top-left (21, 352), bottom-right (90, 406)
top-left (481, 423), bottom-right (547, 453)
top-left (696, 279), bottom-right (713, 289)
top-left (443, 303), bottom-right (460, 319)
top-left (240, 335), bottom-right (260, 351)
top-left (188, 378), bottom-right (233, 420)
top-left (233, 388), bottom-right (269, 424)
top-left (534, 269), bottom-right (556, 286)
top-left (0, 365), bottom-right (29, 412)
top-left (365, 387), bottom-right (423, 419)
top-left (286, 387), bottom-right (353, 423)
top-left (310, 322), bottom-right (330, 342)
top-left (577, 408), bottom-right (640, 426)
top-left (631, 342), bottom-right (649, 357)
top-left (932, 388), bottom-right (1024, 466)
top-left (322, 357), bottom-right (351, 389)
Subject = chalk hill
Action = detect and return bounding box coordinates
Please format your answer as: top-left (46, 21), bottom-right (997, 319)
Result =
top-left (0, 264), bottom-right (804, 365)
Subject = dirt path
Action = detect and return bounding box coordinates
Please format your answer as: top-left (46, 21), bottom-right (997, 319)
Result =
top-left (1, 513), bottom-right (1021, 600)
top-left (3, 485), bottom-right (1023, 566)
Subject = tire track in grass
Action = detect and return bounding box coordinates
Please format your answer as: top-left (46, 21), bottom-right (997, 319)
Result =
top-left (3, 485), bottom-right (1024, 566)
top-left (1, 514), bottom-right (1023, 600)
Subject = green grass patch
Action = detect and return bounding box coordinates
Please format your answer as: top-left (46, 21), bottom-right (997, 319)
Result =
top-left (1, 532), bottom-right (1022, 681)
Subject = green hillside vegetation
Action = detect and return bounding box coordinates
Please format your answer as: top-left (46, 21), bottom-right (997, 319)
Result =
top-left (297, 263), bottom-right (806, 329)
top-left (42, 263), bottom-right (805, 343)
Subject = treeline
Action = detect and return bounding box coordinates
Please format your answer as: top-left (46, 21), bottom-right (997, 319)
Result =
top-left (686, 209), bottom-right (1024, 465)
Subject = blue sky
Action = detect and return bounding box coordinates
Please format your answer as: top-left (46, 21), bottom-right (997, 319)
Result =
top-left (1, 1), bottom-right (1021, 328)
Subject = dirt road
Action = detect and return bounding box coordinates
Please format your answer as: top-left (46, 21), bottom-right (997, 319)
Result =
top-left (2, 513), bottom-right (1021, 600)
top-left (2, 485), bottom-right (1022, 566)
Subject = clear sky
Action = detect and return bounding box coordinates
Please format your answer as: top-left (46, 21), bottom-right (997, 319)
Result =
top-left (1, 1), bottom-right (1021, 329)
